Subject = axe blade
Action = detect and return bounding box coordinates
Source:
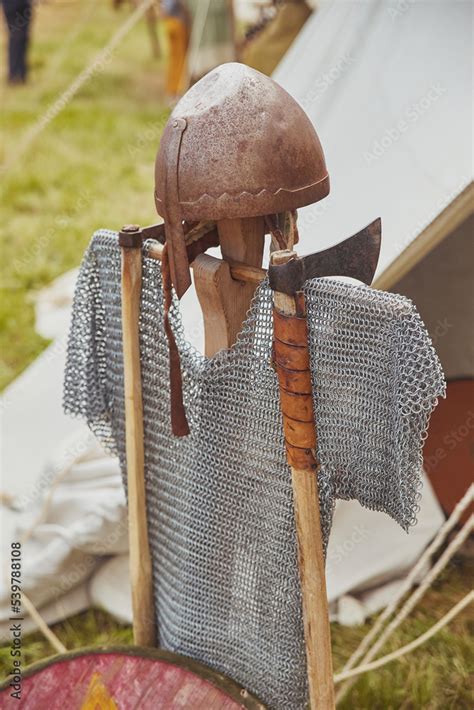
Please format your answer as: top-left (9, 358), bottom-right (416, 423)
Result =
top-left (268, 218), bottom-right (382, 295)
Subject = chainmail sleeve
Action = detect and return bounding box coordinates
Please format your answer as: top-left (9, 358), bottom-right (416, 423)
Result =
top-left (304, 278), bottom-right (446, 539)
top-left (63, 231), bottom-right (124, 457)
top-left (393, 302), bottom-right (447, 526)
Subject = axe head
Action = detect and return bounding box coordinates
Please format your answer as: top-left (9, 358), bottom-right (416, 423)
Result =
top-left (268, 218), bottom-right (381, 295)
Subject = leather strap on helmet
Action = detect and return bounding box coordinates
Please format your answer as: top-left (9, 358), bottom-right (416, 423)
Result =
top-left (159, 117), bottom-right (192, 299)
top-left (160, 226), bottom-right (220, 438)
top-left (161, 242), bottom-right (190, 437)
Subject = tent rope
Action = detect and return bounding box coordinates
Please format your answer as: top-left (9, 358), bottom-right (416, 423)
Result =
top-left (334, 589), bottom-right (473, 683)
top-left (20, 592), bottom-right (66, 654)
top-left (340, 483), bottom-right (472, 674)
top-left (336, 503), bottom-right (473, 702)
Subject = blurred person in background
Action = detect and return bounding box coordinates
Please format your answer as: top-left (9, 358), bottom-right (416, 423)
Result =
top-left (1, 0), bottom-right (33, 84)
top-left (160, 0), bottom-right (191, 104)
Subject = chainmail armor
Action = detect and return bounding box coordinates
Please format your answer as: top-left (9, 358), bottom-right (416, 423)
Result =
top-left (64, 231), bottom-right (445, 709)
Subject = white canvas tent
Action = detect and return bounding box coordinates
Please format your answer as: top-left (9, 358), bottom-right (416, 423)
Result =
top-left (273, 0), bottom-right (472, 287)
top-left (1, 0), bottom-right (471, 639)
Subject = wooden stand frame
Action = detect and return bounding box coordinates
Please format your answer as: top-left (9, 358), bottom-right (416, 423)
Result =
top-left (120, 237), bottom-right (156, 647)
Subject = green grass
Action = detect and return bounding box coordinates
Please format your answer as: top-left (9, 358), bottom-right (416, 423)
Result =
top-left (0, 0), bottom-right (168, 388)
top-left (0, 3), bottom-right (472, 707)
top-left (0, 608), bottom-right (133, 676)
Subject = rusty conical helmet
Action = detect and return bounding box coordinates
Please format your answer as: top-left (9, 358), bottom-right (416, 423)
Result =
top-left (155, 62), bottom-right (329, 298)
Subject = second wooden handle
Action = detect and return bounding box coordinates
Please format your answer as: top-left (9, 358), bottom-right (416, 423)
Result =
top-left (121, 244), bottom-right (156, 647)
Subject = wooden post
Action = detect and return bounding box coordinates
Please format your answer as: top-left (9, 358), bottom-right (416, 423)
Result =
top-left (194, 217), bottom-right (265, 356)
top-left (271, 250), bottom-right (335, 709)
top-left (120, 227), bottom-right (156, 647)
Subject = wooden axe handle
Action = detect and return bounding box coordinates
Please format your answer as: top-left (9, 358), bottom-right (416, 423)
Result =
top-left (271, 249), bottom-right (335, 710)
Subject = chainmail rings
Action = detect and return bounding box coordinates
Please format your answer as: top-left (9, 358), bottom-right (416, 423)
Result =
top-left (64, 231), bottom-right (445, 709)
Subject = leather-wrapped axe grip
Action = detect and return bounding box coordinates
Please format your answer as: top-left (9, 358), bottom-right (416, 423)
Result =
top-left (273, 293), bottom-right (318, 471)
top-left (159, 118), bottom-right (192, 299)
